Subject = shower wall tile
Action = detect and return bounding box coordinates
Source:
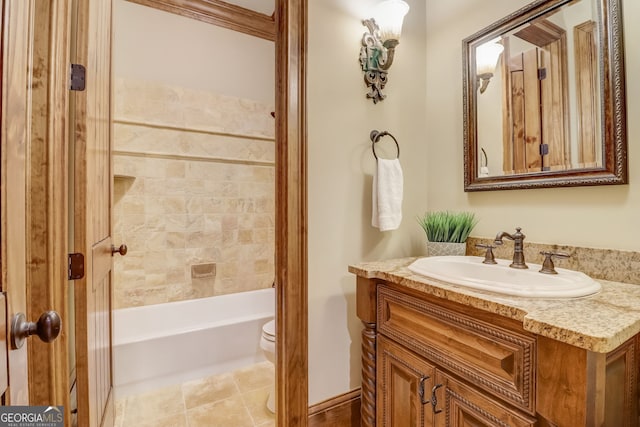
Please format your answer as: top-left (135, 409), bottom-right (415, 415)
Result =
top-left (117, 270), bottom-right (145, 290)
top-left (114, 78), bottom-right (274, 140)
top-left (114, 125), bottom-right (275, 164)
top-left (113, 78), bottom-right (275, 309)
top-left (121, 198), bottom-right (145, 215)
top-left (121, 252), bottom-right (145, 271)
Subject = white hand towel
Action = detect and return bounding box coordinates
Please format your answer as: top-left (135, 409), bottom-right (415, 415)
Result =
top-left (372, 158), bottom-right (403, 231)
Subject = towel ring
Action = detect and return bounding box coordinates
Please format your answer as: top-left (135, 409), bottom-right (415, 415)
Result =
top-left (370, 130), bottom-right (400, 160)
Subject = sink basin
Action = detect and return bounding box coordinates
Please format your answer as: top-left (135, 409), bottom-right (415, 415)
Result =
top-left (407, 256), bottom-right (601, 298)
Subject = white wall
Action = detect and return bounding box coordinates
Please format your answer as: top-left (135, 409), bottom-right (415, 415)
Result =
top-left (425, 0), bottom-right (640, 251)
top-left (307, 0), bottom-right (428, 404)
top-left (113, 0), bottom-right (274, 104)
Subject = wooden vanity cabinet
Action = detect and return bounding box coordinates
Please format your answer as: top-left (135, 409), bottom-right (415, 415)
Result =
top-left (356, 276), bottom-right (639, 427)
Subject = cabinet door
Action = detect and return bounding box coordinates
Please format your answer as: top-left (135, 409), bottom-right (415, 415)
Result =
top-left (433, 372), bottom-right (537, 427)
top-left (605, 336), bottom-right (638, 427)
top-left (378, 336), bottom-right (436, 427)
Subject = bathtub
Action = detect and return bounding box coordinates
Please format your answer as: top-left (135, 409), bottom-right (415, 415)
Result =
top-left (113, 288), bottom-right (274, 397)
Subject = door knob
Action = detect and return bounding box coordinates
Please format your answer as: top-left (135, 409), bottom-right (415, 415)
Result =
top-left (111, 244), bottom-right (128, 256)
top-left (11, 311), bottom-right (62, 350)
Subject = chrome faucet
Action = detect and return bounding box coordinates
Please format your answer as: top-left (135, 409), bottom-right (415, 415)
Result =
top-left (494, 227), bottom-right (528, 269)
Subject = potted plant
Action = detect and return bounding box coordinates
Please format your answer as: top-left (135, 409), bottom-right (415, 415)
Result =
top-left (417, 211), bottom-right (478, 256)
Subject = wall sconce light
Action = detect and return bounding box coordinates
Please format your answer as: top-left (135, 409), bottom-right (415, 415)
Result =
top-left (476, 37), bottom-right (504, 94)
top-left (359, 0), bottom-right (410, 104)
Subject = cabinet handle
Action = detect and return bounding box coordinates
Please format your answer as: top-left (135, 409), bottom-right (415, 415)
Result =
top-left (431, 384), bottom-right (443, 414)
top-left (418, 375), bottom-right (430, 405)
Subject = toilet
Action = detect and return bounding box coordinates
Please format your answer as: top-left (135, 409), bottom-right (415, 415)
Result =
top-left (260, 318), bottom-right (276, 413)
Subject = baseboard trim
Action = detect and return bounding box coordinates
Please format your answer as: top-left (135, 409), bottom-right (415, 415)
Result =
top-left (308, 388), bottom-right (361, 427)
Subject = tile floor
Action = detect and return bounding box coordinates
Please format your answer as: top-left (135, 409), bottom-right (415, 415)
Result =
top-left (115, 361), bottom-right (275, 427)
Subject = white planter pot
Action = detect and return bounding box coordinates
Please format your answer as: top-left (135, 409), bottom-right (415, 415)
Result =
top-left (426, 241), bottom-right (467, 257)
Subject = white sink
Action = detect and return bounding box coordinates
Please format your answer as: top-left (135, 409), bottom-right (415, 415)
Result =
top-left (408, 256), bottom-right (601, 298)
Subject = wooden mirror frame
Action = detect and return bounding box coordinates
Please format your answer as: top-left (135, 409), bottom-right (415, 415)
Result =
top-left (123, 1), bottom-right (309, 424)
top-left (463, 0), bottom-right (627, 191)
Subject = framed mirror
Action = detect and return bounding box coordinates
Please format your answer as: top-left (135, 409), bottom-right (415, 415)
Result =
top-left (463, 0), bottom-right (627, 191)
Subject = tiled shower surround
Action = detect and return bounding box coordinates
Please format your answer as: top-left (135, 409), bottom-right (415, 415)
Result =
top-left (113, 78), bottom-right (275, 309)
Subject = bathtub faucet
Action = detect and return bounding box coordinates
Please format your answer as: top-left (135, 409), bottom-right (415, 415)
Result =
top-left (494, 227), bottom-right (528, 269)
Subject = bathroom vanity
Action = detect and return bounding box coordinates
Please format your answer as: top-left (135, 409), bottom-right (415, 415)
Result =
top-left (350, 258), bottom-right (640, 427)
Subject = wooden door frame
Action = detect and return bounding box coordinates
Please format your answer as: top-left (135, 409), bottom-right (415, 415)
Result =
top-left (116, 0), bottom-right (309, 424)
top-left (274, 1), bottom-right (308, 424)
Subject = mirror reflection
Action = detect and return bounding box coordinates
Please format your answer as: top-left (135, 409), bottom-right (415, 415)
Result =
top-left (477, 0), bottom-right (600, 177)
top-left (463, 0), bottom-right (627, 191)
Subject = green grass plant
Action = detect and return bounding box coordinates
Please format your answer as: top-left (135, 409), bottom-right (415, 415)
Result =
top-left (417, 211), bottom-right (478, 243)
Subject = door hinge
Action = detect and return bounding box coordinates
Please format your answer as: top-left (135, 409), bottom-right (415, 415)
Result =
top-left (70, 64), bottom-right (86, 91)
top-left (538, 67), bottom-right (547, 80)
top-left (540, 143), bottom-right (549, 155)
top-left (68, 253), bottom-right (85, 280)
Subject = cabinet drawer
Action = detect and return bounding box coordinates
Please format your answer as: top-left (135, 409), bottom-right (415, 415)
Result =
top-left (377, 285), bottom-right (536, 414)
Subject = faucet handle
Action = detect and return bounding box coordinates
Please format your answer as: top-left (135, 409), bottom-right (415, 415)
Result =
top-left (475, 243), bottom-right (497, 264)
top-left (539, 251), bottom-right (571, 274)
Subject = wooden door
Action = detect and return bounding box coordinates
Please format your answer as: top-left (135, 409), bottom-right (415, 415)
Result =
top-left (433, 371), bottom-right (536, 427)
top-left (507, 48), bottom-right (543, 174)
top-left (377, 336), bottom-right (435, 427)
top-left (503, 22), bottom-right (570, 175)
top-left (71, 0), bottom-right (115, 425)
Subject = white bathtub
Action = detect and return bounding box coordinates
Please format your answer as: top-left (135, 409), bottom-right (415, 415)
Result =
top-left (113, 288), bottom-right (274, 397)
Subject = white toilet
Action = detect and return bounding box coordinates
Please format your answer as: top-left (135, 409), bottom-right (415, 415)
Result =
top-left (260, 318), bottom-right (276, 413)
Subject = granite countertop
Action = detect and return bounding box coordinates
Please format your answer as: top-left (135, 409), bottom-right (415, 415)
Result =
top-left (349, 257), bottom-right (640, 353)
